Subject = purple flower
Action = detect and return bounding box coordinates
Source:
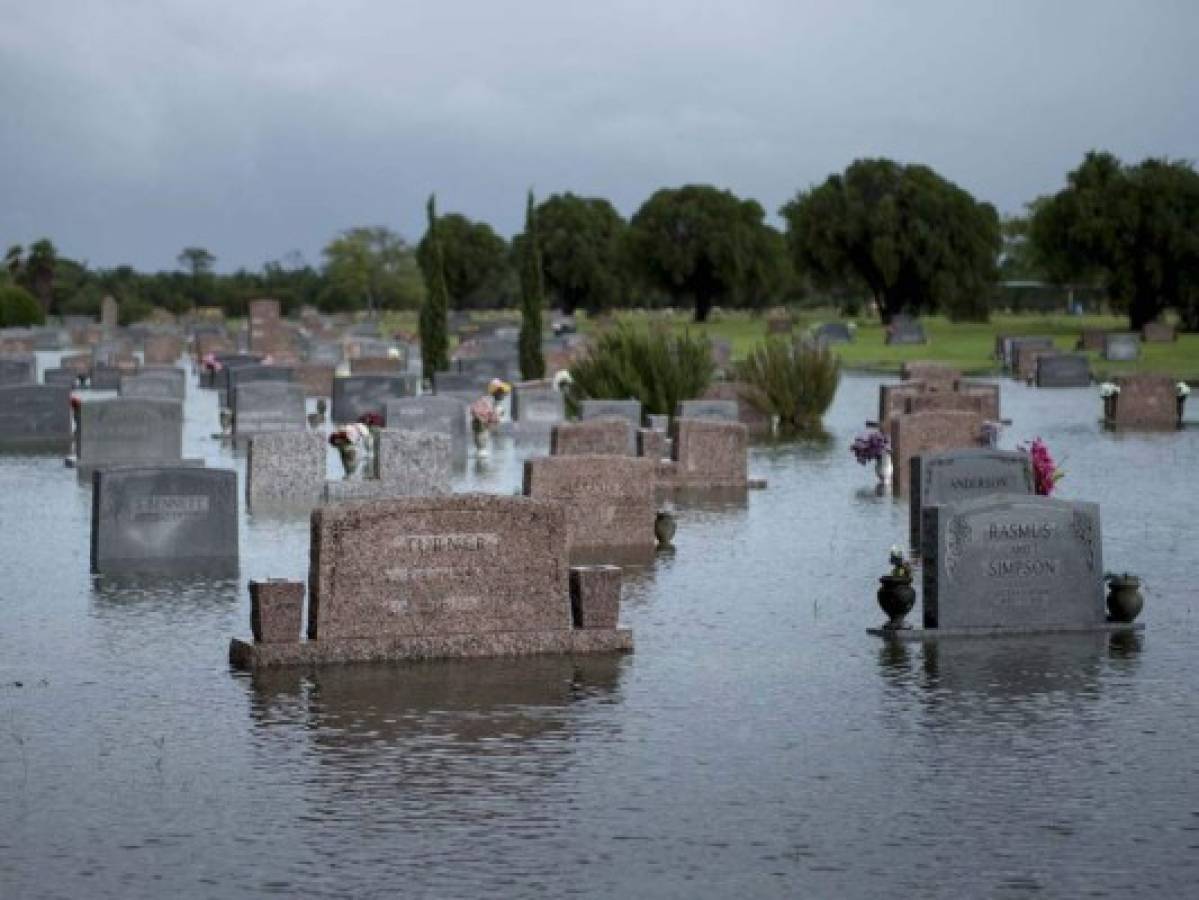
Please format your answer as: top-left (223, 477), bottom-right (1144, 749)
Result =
top-left (851, 430), bottom-right (890, 465)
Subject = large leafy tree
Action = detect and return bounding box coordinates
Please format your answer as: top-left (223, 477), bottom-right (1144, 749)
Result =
top-left (782, 159), bottom-right (1001, 323)
top-left (518, 191), bottom-right (546, 380)
top-left (416, 212), bottom-right (508, 308)
top-left (24, 238), bottom-right (57, 314)
top-left (526, 192), bottom-right (626, 315)
top-left (418, 196), bottom-right (450, 380)
top-left (1030, 151), bottom-right (1199, 330)
top-left (321, 226), bottom-right (424, 313)
top-left (626, 185), bottom-right (787, 322)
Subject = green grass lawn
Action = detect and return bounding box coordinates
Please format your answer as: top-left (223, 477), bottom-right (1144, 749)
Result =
top-left (378, 307), bottom-right (1198, 380)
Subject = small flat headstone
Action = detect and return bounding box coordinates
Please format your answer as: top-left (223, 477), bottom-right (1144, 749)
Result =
top-left (0, 384), bottom-right (72, 452)
top-left (1035, 354), bottom-right (1091, 388)
top-left (1103, 332), bottom-right (1141, 362)
top-left (332, 375), bottom-right (418, 424)
top-left (675, 399), bottom-right (738, 423)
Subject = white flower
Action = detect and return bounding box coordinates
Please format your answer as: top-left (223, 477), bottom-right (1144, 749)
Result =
top-left (347, 423), bottom-right (371, 443)
top-left (1178, 381), bottom-right (1191, 398)
top-left (552, 369), bottom-right (573, 391)
top-left (1099, 382), bottom-right (1120, 398)
top-left (387, 347), bottom-right (401, 359)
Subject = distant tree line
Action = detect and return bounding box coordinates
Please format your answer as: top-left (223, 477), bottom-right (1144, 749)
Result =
top-left (4, 150), bottom-right (1198, 330)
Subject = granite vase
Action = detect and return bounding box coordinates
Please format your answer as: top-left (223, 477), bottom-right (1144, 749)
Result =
top-left (1106, 575), bottom-right (1143, 623)
top-left (877, 574), bottom-right (915, 630)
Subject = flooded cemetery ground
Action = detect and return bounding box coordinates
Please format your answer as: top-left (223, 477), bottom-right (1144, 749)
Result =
top-left (2, 365), bottom-right (1199, 897)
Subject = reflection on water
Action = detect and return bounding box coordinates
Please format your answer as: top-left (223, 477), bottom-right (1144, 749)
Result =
top-left (2, 369), bottom-right (1199, 897)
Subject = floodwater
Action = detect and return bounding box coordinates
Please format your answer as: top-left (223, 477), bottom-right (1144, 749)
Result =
top-left (2, 362), bottom-right (1198, 898)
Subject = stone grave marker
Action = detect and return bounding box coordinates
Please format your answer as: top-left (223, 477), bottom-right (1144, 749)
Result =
top-left (675, 399), bottom-right (739, 422)
top-left (120, 371), bottom-right (185, 401)
top-left (91, 467), bottom-right (238, 575)
top-left (1076, 329), bottom-right (1108, 352)
top-left (294, 363), bottom-right (335, 398)
top-left (246, 431), bottom-right (326, 511)
top-left (227, 365), bottom-right (294, 408)
top-left (513, 387), bottom-right (565, 426)
top-left (889, 410), bottom-right (987, 496)
top-left (1003, 336), bottom-right (1054, 370)
top-left (1014, 344), bottom-right (1055, 381)
top-left (42, 368), bottom-right (79, 388)
top-left (1142, 323), bottom-right (1176, 343)
top-left (579, 399), bottom-right (641, 452)
top-left (143, 334), bottom-right (183, 365)
top-left (909, 449), bottom-right (1035, 556)
top-left (432, 370), bottom-right (485, 398)
top-left (903, 393), bottom-right (988, 417)
top-left (701, 382), bottom-right (772, 437)
top-left (0, 384), bottom-right (72, 452)
top-left (901, 361), bottom-right (959, 383)
top-left (100, 296), bottom-right (120, 328)
top-left (324, 430), bottom-right (451, 502)
top-left (523, 455), bottom-right (658, 564)
top-left (815, 322), bottom-right (853, 344)
top-left (551, 418), bottom-right (633, 456)
top-left (886, 316), bottom-right (927, 345)
top-left (350, 356), bottom-right (405, 376)
top-left (1104, 333), bottom-right (1141, 362)
top-left (89, 365), bottom-right (127, 391)
top-left (921, 496), bottom-right (1104, 632)
top-left (1036, 354), bottom-right (1092, 388)
top-left (659, 419), bottom-right (748, 490)
top-left (710, 339), bottom-right (733, 370)
top-left (1106, 374), bottom-right (1182, 429)
top-left (332, 375), bottom-right (418, 424)
top-left (76, 398), bottom-right (184, 473)
top-left (0, 353), bottom-right (35, 385)
top-left (234, 382), bottom-right (307, 437)
top-left (384, 396), bottom-right (468, 460)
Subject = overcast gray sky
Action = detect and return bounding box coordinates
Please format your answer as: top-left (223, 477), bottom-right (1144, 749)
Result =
top-left (3, 0), bottom-right (1197, 272)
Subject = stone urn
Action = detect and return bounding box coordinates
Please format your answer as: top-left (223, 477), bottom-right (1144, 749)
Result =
top-left (654, 510), bottom-right (677, 549)
top-left (1104, 395), bottom-right (1117, 424)
top-left (875, 451), bottom-right (893, 485)
top-left (877, 574), bottom-right (916, 630)
top-left (1106, 574), bottom-right (1144, 623)
top-left (1178, 395), bottom-right (1187, 428)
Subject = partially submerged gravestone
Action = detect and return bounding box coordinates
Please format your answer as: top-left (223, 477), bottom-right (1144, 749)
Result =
top-left (324, 430), bottom-right (451, 502)
top-left (385, 396), bottom-right (468, 461)
top-left (879, 382), bottom-right (1000, 431)
top-left (143, 333), bottom-right (183, 365)
top-left (579, 400), bottom-right (641, 453)
top-left (1000, 336), bottom-right (1054, 370)
top-left (120, 371), bottom-right (185, 401)
top-left (889, 410), bottom-right (987, 496)
top-left (293, 363), bottom-right (335, 398)
top-left (886, 316), bottom-right (927, 345)
top-left (1105, 374), bottom-right (1182, 429)
top-left (919, 496), bottom-right (1107, 633)
top-left (332, 375), bottom-right (418, 424)
top-left (657, 419), bottom-right (749, 492)
top-left (815, 322), bottom-right (853, 344)
top-left (42, 368), bottom-right (79, 388)
top-left (523, 455), bottom-right (658, 565)
top-left (1035, 354), bottom-right (1092, 388)
top-left (1142, 323), bottom-right (1176, 343)
top-left (1104, 332), bottom-right (1141, 362)
top-left (900, 361), bottom-right (959, 383)
top-left (233, 382), bottom-right (307, 438)
top-left (701, 382), bottom-right (773, 437)
top-left (0, 384), bottom-right (72, 452)
top-left (246, 431), bottom-right (327, 511)
top-left (76, 398), bottom-right (186, 475)
top-left (228, 494), bottom-right (632, 669)
top-left (675, 400), bottom-right (739, 422)
top-left (512, 387), bottom-right (565, 429)
top-left (908, 449), bottom-right (1034, 557)
top-left (551, 418), bottom-right (633, 456)
top-left (91, 466), bottom-right (238, 575)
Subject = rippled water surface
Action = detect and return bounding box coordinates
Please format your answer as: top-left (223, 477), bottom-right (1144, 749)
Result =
top-left (2, 364), bottom-right (1198, 898)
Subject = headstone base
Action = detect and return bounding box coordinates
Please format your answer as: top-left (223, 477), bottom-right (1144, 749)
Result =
top-left (229, 628), bottom-right (633, 670)
top-left (867, 622), bottom-right (1143, 641)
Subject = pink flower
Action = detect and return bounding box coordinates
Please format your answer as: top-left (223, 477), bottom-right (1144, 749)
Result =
top-left (1020, 437), bottom-right (1062, 496)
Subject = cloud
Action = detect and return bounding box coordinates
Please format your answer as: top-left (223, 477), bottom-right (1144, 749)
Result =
top-left (2, 0), bottom-right (1197, 271)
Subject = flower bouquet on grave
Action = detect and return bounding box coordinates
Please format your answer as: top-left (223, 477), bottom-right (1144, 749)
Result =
top-left (487, 378), bottom-right (512, 422)
top-left (358, 411), bottom-right (384, 444)
top-left (851, 429), bottom-right (892, 483)
top-left (1019, 437), bottom-right (1063, 496)
top-left (330, 423), bottom-right (370, 479)
top-left (201, 352), bottom-right (223, 374)
top-left (470, 396), bottom-right (500, 457)
top-left (69, 394), bottom-right (81, 430)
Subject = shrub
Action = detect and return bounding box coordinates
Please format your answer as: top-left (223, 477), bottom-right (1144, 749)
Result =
top-left (737, 338), bottom-right (840, 434)
top-left (0, 284), bottom-right (45, 327)
top-left (567, 326), bottom-right (714, 416)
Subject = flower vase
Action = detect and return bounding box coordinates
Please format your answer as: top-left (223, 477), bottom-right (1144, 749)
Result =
top-left (877, 575), bottom-right (916, 630)
top-left (1106, 575), bottom-right (1144, 623)
top-left (875, 451), bottom-right (893, 485)
top-left (473, 427), bottom-right (491, 458)
top-left (337, 444), bottom-right (358, 480)
top-left (1104, 395), bottom-right (1117, 425)
top-left (1178, 396), bottom-right (1187, 428)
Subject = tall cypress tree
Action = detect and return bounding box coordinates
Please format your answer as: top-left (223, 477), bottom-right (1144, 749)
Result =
top-left (419, 194), bottom-right (450, 382)
top-left (519, 190), bottom-right (546, 380)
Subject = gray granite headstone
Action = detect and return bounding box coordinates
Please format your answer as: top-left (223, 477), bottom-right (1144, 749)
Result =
top-left (42, 368), bottom-right (79, 387)
top-left (384, 396), bottom-right (468, 460)
top-left (227, 365), bottom-right (294, 413)
top-left (90, 365), bottom-right (128, 391)
top-left (1035, 354), bottom-right (1092, 388)
top-left (0, 353), bottom-right (36, 386)
top-left (331, 375), bottom-right (419, 424)
top-left (77, 398), bottom-right (184, 473)
top-left (675, 399), bottom-right (739, 422)
top-left (120, 372), bottom-right (185, 401)
top-left (910, 449), bottom-right (1035, 556)
top-left (246, 431), bottom-right (326, 511)
top-left (233, 382), bottom-right (306, 437)
top-left (1104, 333), bottom-right (1141, 362)
top-left (886, 317), bottom-right (927, 345)
top-left (580, 399), bottom-right (642, 428)
top-left (91, 466), bottom-right (238, 575)
top-left (815, 322), bottom-right (853, 344)
top-left (432, 370), bottom-right (486, 397)
top-left (922, 495), bottom-right (1104, 631)
top-left (514, 388), bottom-right (565, 425)
top-left (0, 384), bottom-right (72, 451)
top-left (1002, 336), bottom-right (1054, 369)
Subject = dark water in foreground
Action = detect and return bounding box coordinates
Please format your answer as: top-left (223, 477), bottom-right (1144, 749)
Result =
top-left (2, 368), bottom-right (1198, 898)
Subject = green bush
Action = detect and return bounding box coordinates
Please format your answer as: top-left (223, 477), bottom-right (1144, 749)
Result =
top-left (0, 284), bottom-right (45, 327)
top-left (567, 326), bottom-right (715, 416)
top-left (737, 338), bottom-right (840, 434)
